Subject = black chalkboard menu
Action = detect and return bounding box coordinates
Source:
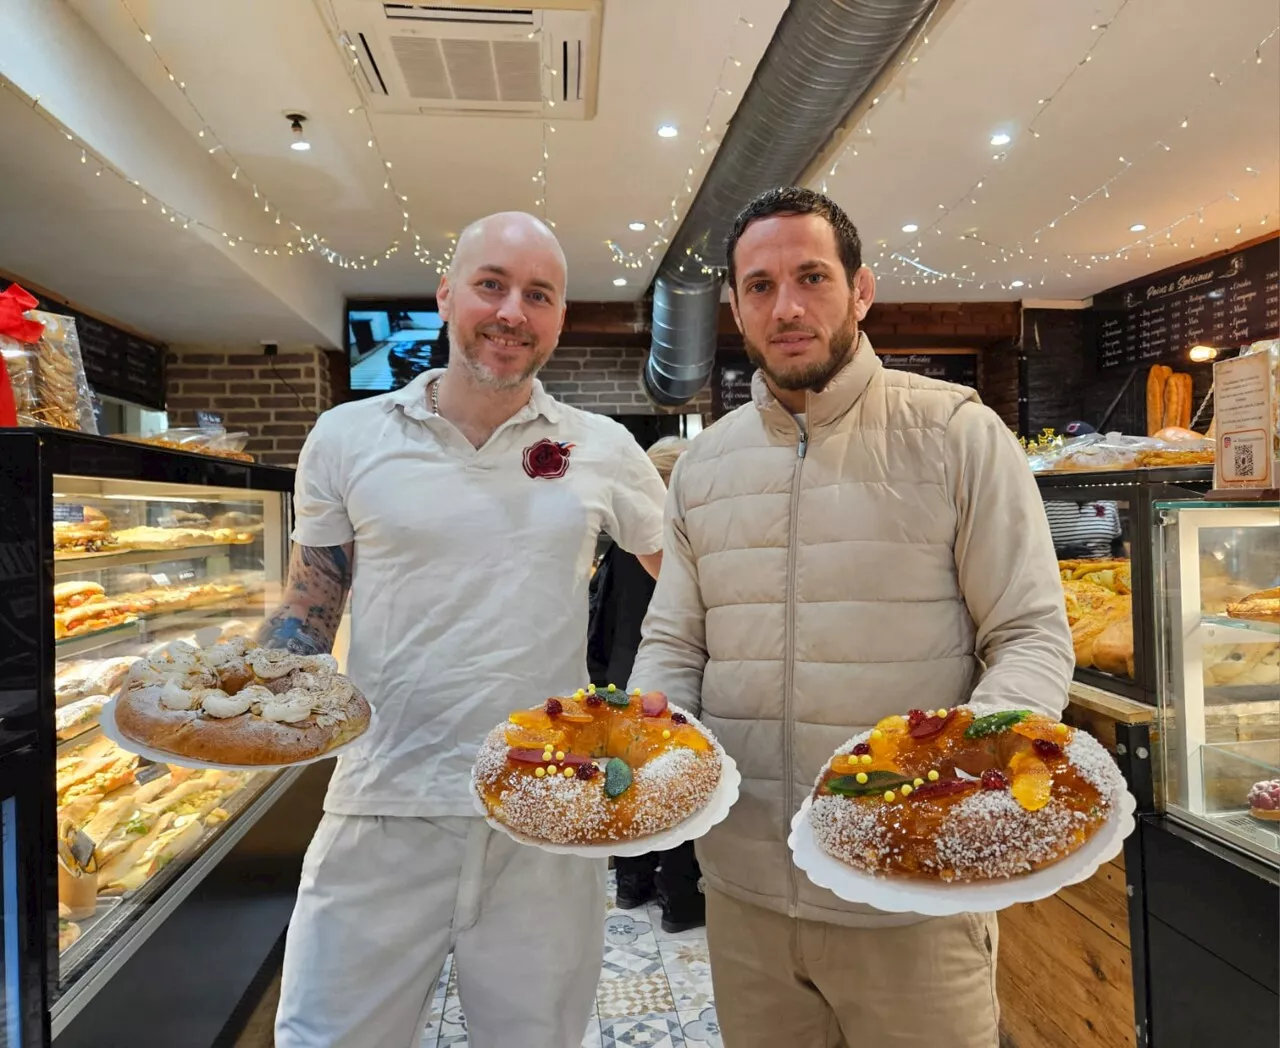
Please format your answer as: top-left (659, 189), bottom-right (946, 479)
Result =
top-left (1095, 237), bottom-right (1279, 371)
top-left (878, 351), bottom-right (978, 388)
top-left (712, 353), bottom-right (754, 419)
top-left (32, 292), bottom-right (167, 410)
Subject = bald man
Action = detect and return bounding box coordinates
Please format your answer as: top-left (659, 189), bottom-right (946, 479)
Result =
top-left (269, 212), bottom-right (667, 1048)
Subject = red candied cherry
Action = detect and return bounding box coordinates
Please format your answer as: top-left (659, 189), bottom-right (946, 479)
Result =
top-left (585, 693), bottom-right (604, 708)
top-left (851, 742), bottom-right (872, 756)
top-left (545, 698), bottom-right (564, 717)
top-left (641, 692), bottom-right (669, 718)
top-left (575, 763), bottom-right (599, 781)
top-left (670, 712), bottom-right (688, 725)
top-left (981, 769), bottom-right (1010, 791)
top-left (1032, 738), bottom-right (1063, 759)
top-left (907, 709), bottom-right (928, 729)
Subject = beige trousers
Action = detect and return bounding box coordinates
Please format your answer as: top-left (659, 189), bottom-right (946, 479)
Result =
top-left (706, 888), bottom-right (999, 1048)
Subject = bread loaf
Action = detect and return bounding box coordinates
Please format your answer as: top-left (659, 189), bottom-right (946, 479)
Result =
top-left (1162, 371), bottom-right (1187, 431)
top-left (1147, 365), bottom-right (1172, 435)
top-left (1179, 372), bottom-right (1194, 429)
top-left (1092, 619), bottom-right (1135, 677)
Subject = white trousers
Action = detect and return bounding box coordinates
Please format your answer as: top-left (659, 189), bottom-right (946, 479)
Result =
top-left (275, 814), bottom-right (606, 1048)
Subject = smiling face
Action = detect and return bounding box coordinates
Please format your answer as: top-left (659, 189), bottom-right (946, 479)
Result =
top-left (437, 212), bottom-right (567, 391)
top-left (729, 212), bottom-right (875, 398)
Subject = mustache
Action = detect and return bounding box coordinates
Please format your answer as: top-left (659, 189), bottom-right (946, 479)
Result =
top-left (770, 323), bottom-right (819, 339)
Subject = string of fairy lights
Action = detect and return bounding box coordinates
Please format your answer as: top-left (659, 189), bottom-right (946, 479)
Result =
top-left (603, 13), bottom-right (758, 276)
top-left (871, 10), bottom-right (1280, 291)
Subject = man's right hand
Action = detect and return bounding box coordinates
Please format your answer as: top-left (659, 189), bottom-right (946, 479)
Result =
top-left (256, 543), bottom-right (354, 655)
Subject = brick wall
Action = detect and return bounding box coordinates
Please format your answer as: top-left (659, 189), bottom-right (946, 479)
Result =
top-left (862, 301), bottom-right (1021, 344)
top-left (165, 346), bottom-right (333, 466)
top-left (538, 345), bottom-right (712, 418)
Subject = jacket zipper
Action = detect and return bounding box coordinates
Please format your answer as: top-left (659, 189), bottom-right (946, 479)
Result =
top-left (783, 400), bottom-right (808, 917)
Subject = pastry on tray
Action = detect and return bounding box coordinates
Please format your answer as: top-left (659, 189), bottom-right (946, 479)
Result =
top-left (1226, 587), bottom-right (1280, 624)
top-left (1247, 780), bottom-right (1280, 822)
top-left (115, 640), bottom-right (371, 765)
top-left (807, 704), bottom-right (1126, 883)
top-left (473, 686), bottom-right (723, 846)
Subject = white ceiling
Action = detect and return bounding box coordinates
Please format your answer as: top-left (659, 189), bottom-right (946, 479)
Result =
top-left (0, 0), bottom-right (1276, 346)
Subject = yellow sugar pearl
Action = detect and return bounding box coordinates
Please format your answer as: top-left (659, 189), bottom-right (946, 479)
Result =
top-left (860, 754), bottom-right (873, 765)
top-left (546, 764), bottom-right (557, 774)
top-left (535, 767), bottom-right (546, 778)
top-left (914, 778), bottom-right (924, 787)
top-left (563, 767), bottom-right (575, 778)
top-left (901, 784), bottom-right (913, 797)
top-left (855, 772), bottom-right (868, 784)
top-left (607, 683), bottom-right (617, 692)
top-left (883, 790), bottom-right (897, 802)
top-left (662, 729), bottom-right (672, 739)
top-left (555, 751), bottom-right (565, 761)
top-left (574, 689), bottom-right (585, 699)
top-left (1054, 722), bottom-right (1069, 736)
top-left (927, 769), bottom-right (940, 781)
top-left (631, 688), bottom-right (642, 696)
top-left (870, 729), bottom-right (883, 740)
top-left (587, 684), bottom-right (597, 693)
top-left (936, 708), bottom-right (949, 719)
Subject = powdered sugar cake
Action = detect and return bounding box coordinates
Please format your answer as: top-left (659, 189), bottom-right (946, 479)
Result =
top-left (472, 686), bottom-right (723, 845)
top-left (807, 702), bottom-right (1126, 883)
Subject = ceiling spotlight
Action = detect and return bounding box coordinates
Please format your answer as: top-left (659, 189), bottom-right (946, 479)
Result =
top-left (902, 223), bottom-right (919, 233)
top-left (1189, 344), bottom-right (1219, 362)
top-left (1129, 222), bottom-right (1146, 232)
top-left (613, 277), bottom-right (628, 286)
top-left (657, 124), bottom-right (679, 138)
top-left (990, 132), bottom-right (1011, 146)
top-left (1010, 279), bottom-right (1026, 288)
top-left (286, 112), bottom-right (311, 152)
top-left (628, 221), bottom-right (647, 231)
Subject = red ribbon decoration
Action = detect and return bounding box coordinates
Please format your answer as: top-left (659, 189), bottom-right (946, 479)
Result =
top-left (0, 283), bottom-right (45, 427)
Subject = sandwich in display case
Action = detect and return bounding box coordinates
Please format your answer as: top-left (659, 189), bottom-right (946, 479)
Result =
top-left (0, 428), bottom-right (326, 1047)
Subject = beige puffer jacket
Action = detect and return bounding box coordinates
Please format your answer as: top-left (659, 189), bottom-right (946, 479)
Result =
top-left (629, 334), bottom-right (1073, 927)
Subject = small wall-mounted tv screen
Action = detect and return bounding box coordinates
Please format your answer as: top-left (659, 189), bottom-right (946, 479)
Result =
top-left (346, 299), bottom-right (450, 395)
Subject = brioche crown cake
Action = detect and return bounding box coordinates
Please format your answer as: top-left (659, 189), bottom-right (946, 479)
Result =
top-left (473, 685), bottom-right (722, 845)
top-left (115, 639), bottom-right (371, 765)
top-left (809, 703), bottom-right (1125, 883)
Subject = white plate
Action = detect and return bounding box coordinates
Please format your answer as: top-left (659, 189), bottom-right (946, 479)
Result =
top-left (99, 695), bottom-right (378, 773)
top-left (472, 728), bottom-right (741, 859)
top-left (787, 788), bottom-right (1137, 916)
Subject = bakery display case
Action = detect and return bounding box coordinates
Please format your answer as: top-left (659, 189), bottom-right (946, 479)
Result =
top-left (0, 428), bottom-right (326, 1046)
top-left (1035, 466), bottom-right (1214, 703)
top-left (1153, 499), bottom-right (1280, 866)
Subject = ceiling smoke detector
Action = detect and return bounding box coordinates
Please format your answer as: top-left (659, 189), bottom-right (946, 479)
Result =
top-left (286, 112), bottom-right (311, 151)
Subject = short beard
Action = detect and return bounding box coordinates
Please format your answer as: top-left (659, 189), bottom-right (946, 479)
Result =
top-left (451, 325), bottom-right (549, 391)
top-left (744, 313), bottom-right (858, 393)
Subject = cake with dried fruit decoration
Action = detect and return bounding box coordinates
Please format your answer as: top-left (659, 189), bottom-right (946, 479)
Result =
top-left (472, 685), bottom-right (723, 845)
top-left (808, 702), bottom-right (1126, 883)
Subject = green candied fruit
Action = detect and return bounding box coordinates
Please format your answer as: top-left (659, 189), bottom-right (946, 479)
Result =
top-left (825, 771), bottom-right (912, 797)
top-left (963, 709), bottom-right (1032, 739)
top-left (604, 757), bottom-right (633, 798)
top-left (604, 687), bottom-right (631, 708)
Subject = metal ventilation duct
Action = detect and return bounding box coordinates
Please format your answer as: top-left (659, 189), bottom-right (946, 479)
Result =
top-left (643, 0), bottom-right (938, 406)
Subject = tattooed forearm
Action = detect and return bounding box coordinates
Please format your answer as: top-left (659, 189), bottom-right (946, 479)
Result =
top-left (257, 543), bottom-right (353, 655)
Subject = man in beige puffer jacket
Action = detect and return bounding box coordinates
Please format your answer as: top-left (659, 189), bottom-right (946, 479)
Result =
top-left (629, 188), bottom-right (1073, 1048)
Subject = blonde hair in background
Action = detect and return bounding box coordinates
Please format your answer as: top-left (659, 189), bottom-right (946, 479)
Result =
top-left (647, 436), bottom-right (689, 486)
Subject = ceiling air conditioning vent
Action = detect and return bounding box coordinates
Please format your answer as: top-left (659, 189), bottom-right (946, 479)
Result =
top-left (331, 0), bottom-right (600, 119)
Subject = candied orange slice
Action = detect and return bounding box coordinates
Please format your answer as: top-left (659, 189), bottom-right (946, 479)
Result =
top-left (555, 698), bottom-right (595, 724)
top-left (509, 708), bottom-right (554, 731)
top-left (1013, 717), bottom-right (1073, 745)
top-left (504, 724), bottom-right (565, 749)
top-left (1009, 752), bottom-right (1052, 811)
top-left (670, 724), bottom-right (711, 752)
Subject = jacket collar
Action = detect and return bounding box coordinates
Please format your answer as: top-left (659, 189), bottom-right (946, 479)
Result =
top-left (383, 368), bottom-right (563, 425)
top-left (750, 331), bottom-right (882, 434)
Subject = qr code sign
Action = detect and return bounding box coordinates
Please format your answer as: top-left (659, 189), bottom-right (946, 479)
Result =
top-left (1234, 441), bottom-right (1256, 478)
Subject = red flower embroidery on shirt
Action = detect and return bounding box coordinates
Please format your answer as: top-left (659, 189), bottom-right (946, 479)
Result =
top-left (523, 438), bottom-right (573, 479)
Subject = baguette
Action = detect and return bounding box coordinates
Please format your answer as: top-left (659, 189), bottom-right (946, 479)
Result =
top-left (1178, 372), bottom-right (1194, 429)
top-left (1162, 372), bottom-right (1184, 432)
top-left (1147, 365), bottom-right (1172, 435)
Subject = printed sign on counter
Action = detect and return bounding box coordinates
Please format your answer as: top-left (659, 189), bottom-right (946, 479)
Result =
top-left (1213, 351), bottom-right (1276, 490)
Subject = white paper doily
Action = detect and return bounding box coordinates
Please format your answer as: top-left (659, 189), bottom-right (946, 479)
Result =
top-left (99, 696), bottom-right (378, 773)
top-left (788, 788), bottom-right (1137, 916)
top-left (473, 746), bottom-right (740, 859)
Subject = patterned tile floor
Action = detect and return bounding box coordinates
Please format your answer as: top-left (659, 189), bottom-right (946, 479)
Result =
top-left (420, 870), bottom-right (720, 1048)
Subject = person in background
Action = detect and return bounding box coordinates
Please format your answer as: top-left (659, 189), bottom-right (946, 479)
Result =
top-left (629, 187), bottom-right (1073, 1048)
top-left (588, 436), bottom-right (704, 932)
top-left (1044, 421), bottom-right (1125, 560)
top-left (268, 211), bottom-right (667, 1048)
